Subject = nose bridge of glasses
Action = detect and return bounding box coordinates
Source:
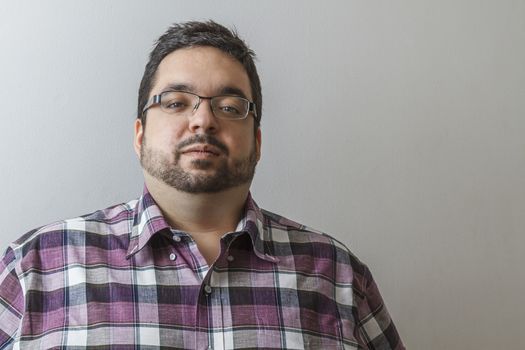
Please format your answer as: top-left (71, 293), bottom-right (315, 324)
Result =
top-left (191, 94), bottom-right (216, 116)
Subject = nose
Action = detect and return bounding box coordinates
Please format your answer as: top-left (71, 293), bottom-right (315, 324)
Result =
top-left (187, 97), bottom-right (219, 134)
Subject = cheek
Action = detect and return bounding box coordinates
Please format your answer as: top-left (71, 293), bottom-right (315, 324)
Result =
top-left (144, 119), bottom-right (186, 149)
top-left (225, 133), bottom-right (256, 157)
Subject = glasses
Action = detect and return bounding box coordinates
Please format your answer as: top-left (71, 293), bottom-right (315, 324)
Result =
top-left (142, 90), bottom-right (258, 121)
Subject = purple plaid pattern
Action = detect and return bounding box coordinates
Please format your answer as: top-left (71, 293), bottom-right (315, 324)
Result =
top-left (0, 189), bottom-right (404, 349)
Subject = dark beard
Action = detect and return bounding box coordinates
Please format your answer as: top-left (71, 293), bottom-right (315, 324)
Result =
top-left (140, 134), bottom-right (257, 193)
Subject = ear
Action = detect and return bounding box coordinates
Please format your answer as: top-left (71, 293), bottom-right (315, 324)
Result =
top-left (133, 119), bottom-right (144, 158)
top-left (255, 127), bottom-right (262, 162)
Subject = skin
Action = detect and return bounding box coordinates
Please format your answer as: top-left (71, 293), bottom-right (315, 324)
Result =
top-left (133, 46), bottom-right (262, 265)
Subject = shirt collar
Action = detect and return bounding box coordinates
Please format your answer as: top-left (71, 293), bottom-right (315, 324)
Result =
top-left (126, 186), bottom-right (279, 263)
top-left (238, 192), bottom-right (280, 263)
top-left (126, 186), bottom-right (171, 258)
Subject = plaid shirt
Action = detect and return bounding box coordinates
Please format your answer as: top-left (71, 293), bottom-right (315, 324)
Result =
top-left (0, 188), bottom-right (404, 349)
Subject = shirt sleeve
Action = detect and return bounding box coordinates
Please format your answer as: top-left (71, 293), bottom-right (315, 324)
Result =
top-left (355, 265), bottom-right (405, 350)
top-left (0, 247), bottom-right (24, 350)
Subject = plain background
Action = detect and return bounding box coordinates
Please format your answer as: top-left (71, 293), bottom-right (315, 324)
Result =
top-left (1, 1), bottom-right (524, 348)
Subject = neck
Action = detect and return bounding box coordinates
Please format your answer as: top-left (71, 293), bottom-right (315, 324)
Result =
top-left (144, 174), bottom-right (250, 235)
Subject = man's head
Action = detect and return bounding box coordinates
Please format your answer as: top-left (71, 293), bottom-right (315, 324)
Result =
top-left (137, 21), bottom-right (262, 130)
top-left (134, 21), bottom-right (262, 194)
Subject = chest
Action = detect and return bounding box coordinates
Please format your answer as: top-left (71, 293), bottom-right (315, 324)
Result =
top-left (17, 236), bottom-right (352, 349)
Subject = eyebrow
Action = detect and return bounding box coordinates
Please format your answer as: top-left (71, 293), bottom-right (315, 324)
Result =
top-left (160, 83), bottom-right (249, 99)
top-left (219, 86), bottom-right (248, 99)
top-left (162, 83), bottom-right (195, 92)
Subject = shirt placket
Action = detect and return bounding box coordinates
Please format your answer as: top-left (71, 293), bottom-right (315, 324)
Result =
top-left (195, 233), bottom-right (239, 350)
top-left (208, 259), bottom-right (231, 350)
top-left (211, 234), bottom-right (242, 350)
top-left (170, 231), bottom-right (211, 350)
top-left (181, 236), bottom-right (215, 350)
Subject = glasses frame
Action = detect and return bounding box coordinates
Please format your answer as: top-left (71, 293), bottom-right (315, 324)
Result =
top-left (142, 90), bottom-right (258, 122)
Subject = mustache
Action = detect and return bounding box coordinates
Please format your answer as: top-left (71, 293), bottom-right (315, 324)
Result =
top-left (176, 134), bottom-right (229, 155)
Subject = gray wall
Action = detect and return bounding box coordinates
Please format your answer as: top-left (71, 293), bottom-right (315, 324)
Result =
top-left (1, 1), bottom-right (524, 348)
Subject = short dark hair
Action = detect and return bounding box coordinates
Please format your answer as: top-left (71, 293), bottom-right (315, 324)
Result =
top-left (137, 21), bottom-right (262, 130)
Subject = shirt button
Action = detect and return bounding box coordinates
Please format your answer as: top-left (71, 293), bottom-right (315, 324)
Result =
top-left (204, 284), bottom-right (212, 294)
top-left (173, 235), bottom-right (182, 242)
top-left (227, 255), bottom-right (234, 262)
top-left (169, 253), bottom-right (177, 261)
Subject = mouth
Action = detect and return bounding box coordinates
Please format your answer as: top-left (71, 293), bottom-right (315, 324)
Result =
top-left (181, 144), bottom-right (221, 157)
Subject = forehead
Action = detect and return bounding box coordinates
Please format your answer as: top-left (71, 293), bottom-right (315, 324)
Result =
top-left (152, 46), bottom-right (252, 99)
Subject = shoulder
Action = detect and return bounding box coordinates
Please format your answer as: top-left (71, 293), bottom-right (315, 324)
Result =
top-left (8, 199), bottom-right (138, 259)
top-left (260, 208), bottom-right (356, 253)
top-left (259, 208), bottom-right (371, 281)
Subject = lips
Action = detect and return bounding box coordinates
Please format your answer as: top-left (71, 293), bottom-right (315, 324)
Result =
top-left (181, 144), bottom-right (221, 156)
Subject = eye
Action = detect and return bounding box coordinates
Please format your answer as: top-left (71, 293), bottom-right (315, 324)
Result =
top-left (219, 105), bottom-right (241, 115)
top-left (160, 91), bottom-right (194, 113)
top-left (215, 96), bottom-right (247, 117)
top-left (164, 100), bottom-right (187, 110)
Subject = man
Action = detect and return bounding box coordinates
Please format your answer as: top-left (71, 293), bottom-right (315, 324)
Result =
top-left (0, 21), bottom-right (404, 349)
